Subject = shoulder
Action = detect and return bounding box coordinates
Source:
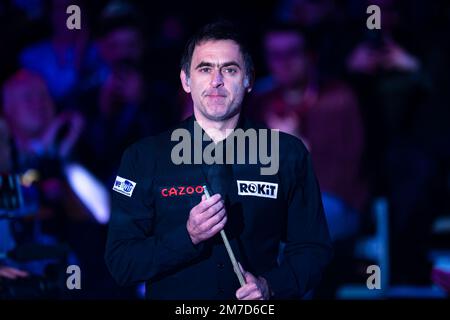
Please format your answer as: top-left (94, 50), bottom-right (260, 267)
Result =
top-left (123, 118), bottom-right (190, 163)
top-left (120, 136), bottom-right (159, 173)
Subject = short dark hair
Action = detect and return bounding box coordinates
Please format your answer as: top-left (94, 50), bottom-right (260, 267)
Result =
top-left (180, 20), bottom-right (254, 80)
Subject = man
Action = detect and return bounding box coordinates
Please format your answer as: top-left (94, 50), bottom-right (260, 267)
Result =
top-left (250, 24), bottom-right (367, 240)
top-left (76, 5), bottom-right (175, 187)
top-left (1, 70), bottom-right (114, 298)
top-left (105, 21), bottom-right (332, 300)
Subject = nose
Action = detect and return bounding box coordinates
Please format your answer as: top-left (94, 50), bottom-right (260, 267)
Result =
top-left (210, 70), bottom-right (224, 88)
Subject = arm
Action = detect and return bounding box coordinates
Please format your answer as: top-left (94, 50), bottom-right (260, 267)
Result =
top-left (262, 143), bottom-right (333, 299)
top-left (104, 142), bottom-right (205, 286)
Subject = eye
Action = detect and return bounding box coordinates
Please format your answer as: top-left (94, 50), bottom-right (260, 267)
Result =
top-left (199, 67), bottom-right (211, 73)
top-left (223, 67), bottom-right (238, 74)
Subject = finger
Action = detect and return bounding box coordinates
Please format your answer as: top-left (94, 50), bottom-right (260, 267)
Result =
top-left (236, 262), bottom-right (248, 284)
top-left (238, 262), bottom-right (245, 274)
top-left (242, 290), bottom-right (263, 300)
top-left (199, 199), bottom-right (224, 219)
top-left (243, 270), bottom-right (257, 284)
top-left (196, 194), bottom-right (222, 213)
top-left (236, 287), bottom-right (248, 300)
top-left (237, 283), bottom-right (257, 295)
top-left (192, 202), bottom-right (224, 223)
top-left (236, 284), bottom-right (257, 300)
top-left (190, 194), bottom-right (220, 217)
top-left (207, 214), bottom-right (227, 236)
top-left (201, 208), bottom-right (226, 230)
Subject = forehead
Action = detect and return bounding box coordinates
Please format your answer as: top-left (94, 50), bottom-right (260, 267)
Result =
top-left (191, 40), bottom-right (244, 66)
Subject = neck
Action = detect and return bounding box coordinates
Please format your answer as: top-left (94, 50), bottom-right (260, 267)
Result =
top-left (193, 109), bottom-right (241, 143)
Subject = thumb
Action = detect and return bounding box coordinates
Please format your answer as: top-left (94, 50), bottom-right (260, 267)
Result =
top-left (238, 262), bottom-right (255, 283)
top-left (237, 262), bottom-right (245, 275)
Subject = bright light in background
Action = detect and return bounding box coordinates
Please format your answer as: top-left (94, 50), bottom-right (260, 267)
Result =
top-left (21, 169), bottom-right (40, 187)
top-left (64, 163), bottom-right (110, 224)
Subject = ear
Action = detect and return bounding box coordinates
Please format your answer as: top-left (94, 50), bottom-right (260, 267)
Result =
top-left (244, 77), bottom-right (253, 93)
top-left (180, 70), bottom-right (191, 93)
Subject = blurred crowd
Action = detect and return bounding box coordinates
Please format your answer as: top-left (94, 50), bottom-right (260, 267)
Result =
top-left (0, 0), bottom-right (449, 298)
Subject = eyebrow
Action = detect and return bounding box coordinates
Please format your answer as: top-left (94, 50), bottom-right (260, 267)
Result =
top-left (194, 61), bottom-right (242, 70)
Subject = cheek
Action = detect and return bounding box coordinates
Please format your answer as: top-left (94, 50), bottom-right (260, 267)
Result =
top-left (189, 82), bottom-right (202, 99)
top-left (190, 77), bottom-right (206, 92)
top-left (230, 82), bottom-right (246, 100)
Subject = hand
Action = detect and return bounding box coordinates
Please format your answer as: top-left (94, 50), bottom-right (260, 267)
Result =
top-left (236, 263), bottom-right (271, 300)
top-left (0, 266), bottom-right (29, 280)
top-left (187, 194), bottom-right (227, 245)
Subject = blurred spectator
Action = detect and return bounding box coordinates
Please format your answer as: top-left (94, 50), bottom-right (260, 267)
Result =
top-left (346, 0), bottom-right (437, 285)
top-left (248, 24), bottom-right (371, 298)
top-left (3, 70), bottom-right (84, 166)
top-left (2, 69), bottom-right (88, 246)
top-left (19, 0), bottom-right (103, 108)
top-left (274, 0), bottom-right (356, 78)
top-left (76, 1), bottom-right (175, 187)
top-left (250, 24), bottom-right (368, 241)
top-left (1, 69), bottom-right (122, 298)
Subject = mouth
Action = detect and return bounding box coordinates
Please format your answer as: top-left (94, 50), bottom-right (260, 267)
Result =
top-left (205, 94), bottom-right (227, 98)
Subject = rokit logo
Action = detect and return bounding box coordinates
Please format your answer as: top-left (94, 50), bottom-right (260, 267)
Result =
top-left (161, 185), bottom-right (204, 197)
top-left (236, 180), bottom-right (278, 199)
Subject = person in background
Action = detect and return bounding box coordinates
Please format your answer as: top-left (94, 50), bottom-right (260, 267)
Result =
top-left (76, 1), bottom-right (175, 187)
top-left (19, 0), bottom-right (103, 109)
top-left (1, 69), bottom-right (122, 298)
top-left (250, 24), bottom-right (368, 241)
top-left (346, 0), bottom-right (437, 286)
